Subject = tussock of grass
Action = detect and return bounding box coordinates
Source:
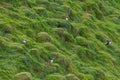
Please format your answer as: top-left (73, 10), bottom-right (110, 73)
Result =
top-left (14, 72), bottom-right (32, 80)
top-left (0, 0), bottom-right (120, 80)
top-left (45, 73), bottom-right (66, 80)
top-left (66, 74), bottom-right (79, 80)
top-left (36, 32), bottom-right (52, 43)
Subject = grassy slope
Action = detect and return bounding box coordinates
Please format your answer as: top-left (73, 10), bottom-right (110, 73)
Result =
top-left (0, 0), bottom-right (120, 80)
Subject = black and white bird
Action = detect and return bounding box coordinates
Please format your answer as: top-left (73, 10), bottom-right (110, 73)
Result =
top-left (106, 40), bottom-right (111, 46)
top-left (23, 40), bottom-right (27, 44)
top-left (50, 58), bottom-right (54, 64)
top-left (66, 16), bottom-right (69, 21)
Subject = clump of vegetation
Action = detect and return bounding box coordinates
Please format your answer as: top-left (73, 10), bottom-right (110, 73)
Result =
top-left (52, 28), bottom-right (64, 37)
top-left (36, 32), bottom-right (52, 43)
top-left (75, 36), bottom-right (90, 47)
top-left (95, 32), bottom-right (109, 42)
top-left (14, 72), bottom-right (32, 80)
top-left (43, 42), bottom-right (58, 52)
top-left (66, 74), bottom-right (79, 80)
top-left (62, 32), bottom-right (75, 43)
top-left (33, 7), bottom-right (47, 16)
top-left (45, 73), bottom-right (66, 80)
top-left (0, 0), bottom-right (120, 80)
top-left (51, 52), bottom-right (73, 73)
top-left (29, 47), bottom-right (41, 60)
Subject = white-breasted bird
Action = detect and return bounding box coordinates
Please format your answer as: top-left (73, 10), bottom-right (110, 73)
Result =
top-left (106, 40), bottom-right (111, 46)
top-left (23, 40), bottom-right (27, 44)
top-left (66, 16), bottom-right (68, 21)
top-left (50, 58), bottom-right (54, 64)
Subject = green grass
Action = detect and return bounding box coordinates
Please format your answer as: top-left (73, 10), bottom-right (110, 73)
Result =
top-left (0, 0), bottom-right (120, 80)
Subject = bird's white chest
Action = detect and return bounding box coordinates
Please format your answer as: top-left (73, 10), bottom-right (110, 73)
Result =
top-left (66, 17), bottom-right (68, 21)
top-left (50, 59), bottom-right (54, 63)
top-left (109, 42), bottom-right (111, 44)
top-left (23, 40), bottom-right (27, 44)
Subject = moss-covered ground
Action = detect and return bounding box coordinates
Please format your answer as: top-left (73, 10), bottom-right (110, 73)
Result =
top-left (0, 0), bottom-right (120, 80)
